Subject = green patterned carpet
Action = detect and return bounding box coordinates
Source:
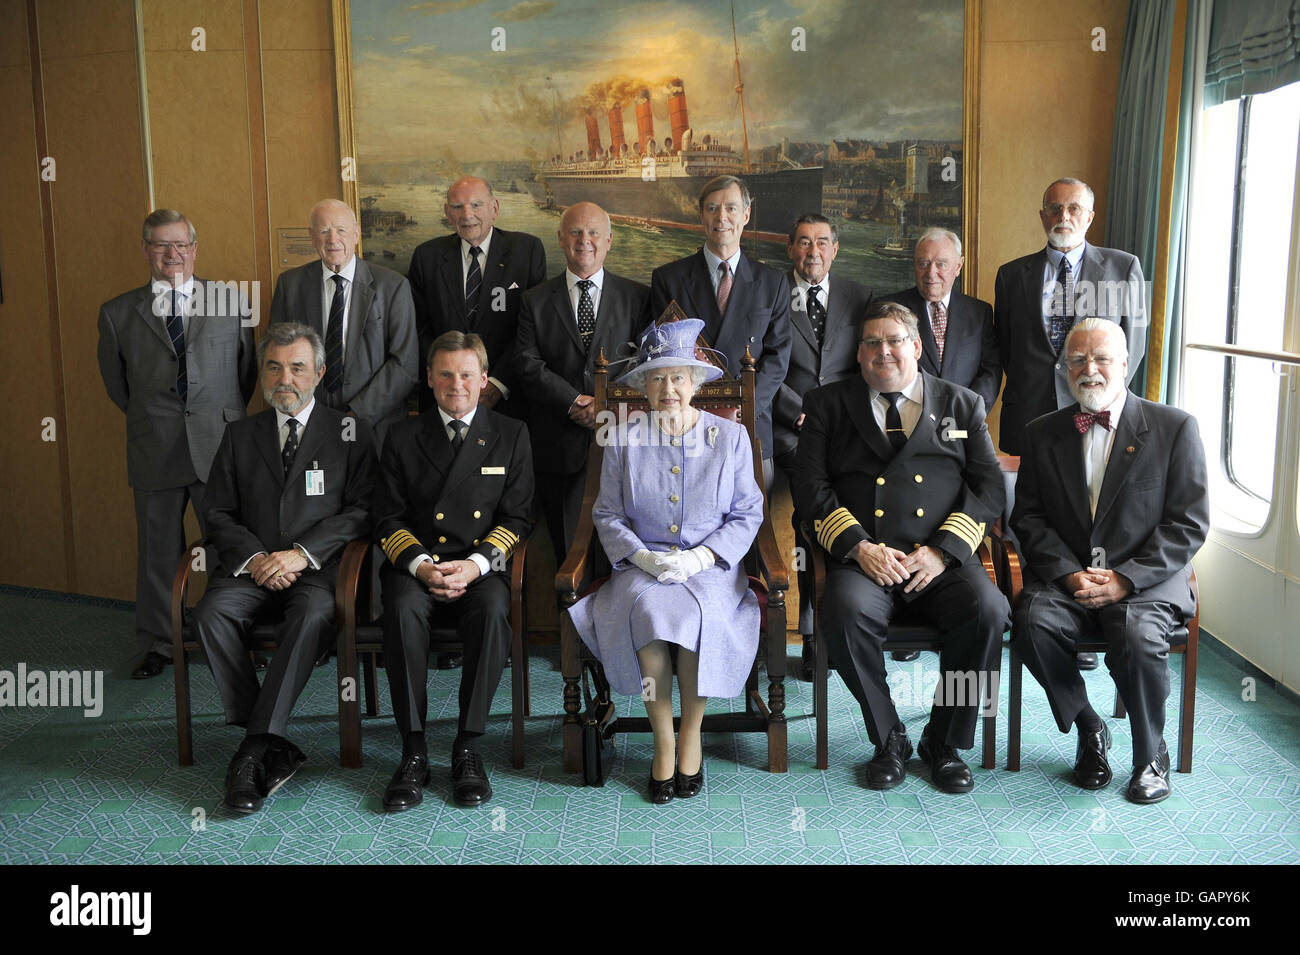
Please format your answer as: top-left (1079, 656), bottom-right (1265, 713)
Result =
top-left (1, 588), bottom-right (1297, 864)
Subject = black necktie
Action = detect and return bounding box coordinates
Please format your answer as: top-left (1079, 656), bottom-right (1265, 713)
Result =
top-left (1050, 257), bottom-right (1074, 353)
top-left (881, 392), bottom-right (907, 452)
top-left (466, 246), bottom-right (483, 324)
top-left (282, 418), bottom-right (300, 475)
top-left (576, 279), bottom-right (596, 351)
top-left (450, 419), bottom-right (467, 454)
top-left (325, 274), bottom-right (346, 394)
top-left (167, 291), bottom-right (187, 402)
top-left (806, 284), bottom-right (826, 343)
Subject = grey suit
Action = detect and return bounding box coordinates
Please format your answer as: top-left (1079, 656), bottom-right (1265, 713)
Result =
top-left (98, 278), bottom-right (257, 658)
top-left (269, 258), bottom-right (419, 446)
top-left (994, 243), bottom-right (1146, 454)
top-left (1010, 394), bottom-right (1209, 765)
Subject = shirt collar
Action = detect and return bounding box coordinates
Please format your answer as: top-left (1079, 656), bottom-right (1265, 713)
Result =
top-left (566, 268), bottom-right (604, 293)
top-left (321, 257), bottom-right (357, 284)
top-left (1046, 241), bottom-right (1087, 272)
top-left (438, 406), bottom-right (477, 432)
top-left (151, 277), bottom-right (197, 299)
top-left (276, 397), bottom-right (316, 433)
top-left (793, 272), bottom-right (831, 295)
top-left (869, 371), bottom-right (925, 404)
top-left (918, 288), bottom-right (952, 311)
top-left (703, 245), bottom-right (742, 278)
top-left (462, 230), bottom-right (494, 259)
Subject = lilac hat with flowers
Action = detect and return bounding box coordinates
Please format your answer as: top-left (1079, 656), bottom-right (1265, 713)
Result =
top-left (614, 319), bottom-right (726, 388)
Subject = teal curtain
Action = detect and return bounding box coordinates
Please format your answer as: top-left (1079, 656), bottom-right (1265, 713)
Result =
top-left (1204, 0), bottom-right (1300, 106)
top-left (1105, 2), bottom-right (1177, 398)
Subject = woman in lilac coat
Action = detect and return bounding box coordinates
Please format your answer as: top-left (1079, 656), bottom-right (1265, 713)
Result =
top-left (568, 320), bottom-right (763, 804)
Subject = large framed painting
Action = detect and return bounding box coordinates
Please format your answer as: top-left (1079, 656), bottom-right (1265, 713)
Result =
top-left (333, 0), bottom-right (980, 290)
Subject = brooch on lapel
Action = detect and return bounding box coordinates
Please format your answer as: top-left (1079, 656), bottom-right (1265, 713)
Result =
top-left (707, 425), bottom-right (719, 449)
top-left (477, 437), bottom-right (486, 446)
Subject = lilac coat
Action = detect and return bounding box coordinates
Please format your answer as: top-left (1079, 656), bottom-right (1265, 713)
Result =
top-left (568, 410), bottom-right (763, 697)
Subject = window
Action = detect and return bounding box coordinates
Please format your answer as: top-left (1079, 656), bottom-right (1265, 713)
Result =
top-left (1183, 81), bottom-right (1299, 532)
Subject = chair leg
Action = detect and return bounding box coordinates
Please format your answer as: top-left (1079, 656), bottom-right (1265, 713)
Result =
top-left (522, 628), bottom-right (532, 718)
top-left (175, 646), bottom-right (193, 767)
top-left (510, 628), bottom-right (525, 770)
top-left (362, 652), bottom-right (379, 718)
top-left (560, 617), bottom-right (583, 773)
top-left (981, 665), bottom-right (999, 771)
top-left (764, 596), bottom-right (787, 773)
top-left (814, 629), bottom-right (829, 771)
top-left (1178, 639), bottom-right (1197, 774)
top-left (337, 629), bottom-right (361, 770)
top-left (1007, 644), bottom-right (1022, 771)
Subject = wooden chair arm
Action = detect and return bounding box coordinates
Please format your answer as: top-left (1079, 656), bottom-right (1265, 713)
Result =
top-left (511, 534), bottom-right (530, 621)
top-left (335, 539), bottom-right (372, 630)
top-left (555, 526), bottom-right (593, 599)
top-left (987, 532), bottom-right (1023, 606)
top-left (754, 515), bottom-right (789, 592)
top-left (171, 538), bottom-right (206, 639)
top-left (977, 539), bottom-right (997, 585)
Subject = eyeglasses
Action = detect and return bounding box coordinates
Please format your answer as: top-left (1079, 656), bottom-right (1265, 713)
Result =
top-left (147, 241), bottom-right (195, 253)
top-left (1042, 202), bottom-right (1091, 218)
top-left (1065, 355), bottom-right (1116, 370)
top-left (861, 336), bottom-right (912, 349)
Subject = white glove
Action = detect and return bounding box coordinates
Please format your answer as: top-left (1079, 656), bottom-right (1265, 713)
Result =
top-left (655, 546), bottom-right (715, 583)
top-left (630, 549), bottom-right (667, 577)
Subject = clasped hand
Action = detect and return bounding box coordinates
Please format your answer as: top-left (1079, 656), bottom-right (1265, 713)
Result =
top-left (630, 547), bottom-right (715, 583)
top-left (250, 550), bottom-right (308, 590)
top-left (1063, 568), bottom-right (1133, 609)
top-left (417, 558), bottom-right (481, 602)
top-left (853, 541), bottom-right (948, 594)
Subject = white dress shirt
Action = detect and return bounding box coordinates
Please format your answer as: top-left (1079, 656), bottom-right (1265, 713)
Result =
top-left (320, 256), bottom-right (357, 350)
top-left (869, 372), bottom-right (925, 440)
top-left (234, 398), bottom-right (321, 575)
top-left (1083, 388), bottom-right (1127, 518)
top-left (151, 276), bottom-right (198, 340)
top-left (792, 273), bottom-right (830, 316)
top-left (566, 268), bottom-right (604, 325)
top-left (703, 246), bottom-right (743, 295)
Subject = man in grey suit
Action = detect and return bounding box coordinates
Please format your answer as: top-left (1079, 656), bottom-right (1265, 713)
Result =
top-left (515, 202), bottom-right (649, 562)
top-left (269, 199), bottom-right (418, 447)
top-left (1011, 319), bottom-right (1208, 804)
top-left (97, 209), bottom-right (257, 679)
top-left (883, 228), bottom-right (1000, 413)
top-left (773, 213), bottom-right (872, 677)
top-left (993, 178), bottom-right (1146, 456)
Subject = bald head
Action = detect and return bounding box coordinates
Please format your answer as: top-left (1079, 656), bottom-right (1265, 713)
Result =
top-left (445, 177), bottom-right (499, 246)
top-left (309, 199), bottom-right (360, 272)
top-left (558, 202), bottom-right (613, 278)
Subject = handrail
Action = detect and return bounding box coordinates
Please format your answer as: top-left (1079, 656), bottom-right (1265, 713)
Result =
top-left (1184, 341), bottom-right (1300, 366)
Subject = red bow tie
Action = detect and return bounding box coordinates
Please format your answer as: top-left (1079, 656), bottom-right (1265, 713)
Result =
top-left (1073, 409), bottom-right (1112, 434)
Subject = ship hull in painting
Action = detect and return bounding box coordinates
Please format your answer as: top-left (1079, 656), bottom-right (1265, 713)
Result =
top-left (526, 166), bottom-right (824, 241)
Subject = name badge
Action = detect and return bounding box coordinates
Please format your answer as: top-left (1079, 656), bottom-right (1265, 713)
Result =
top-left (947, 429), bottom-right (968, 439)
top-left (305, 469), bottom-right (325, 495)
top-left (481, 466), bottom-right (505, 475)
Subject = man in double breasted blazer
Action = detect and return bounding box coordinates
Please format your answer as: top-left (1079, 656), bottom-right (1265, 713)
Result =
top-left (195, 323), bottom-right (377, 814)
top-left (1011, 318), bottom-right (1208, 804)
top-left (883, 228), bottom-right (1000, 413)
top-left (515, 201), bottom-right (650, 561)
top-left (794, 302), bottom-right (1009, 794)
top-left (648, 175), bottom-right (792, 481)
top-left (993, 178), bottom-right (1146, 455)
top-left (269, 199), bottom-right (418, 447)
top-left (374, 331), bottom-right (534, 811)
top-left (407, 176), bottom-right (547, 416)
top-left (97, 209), bottom-right (257, 679)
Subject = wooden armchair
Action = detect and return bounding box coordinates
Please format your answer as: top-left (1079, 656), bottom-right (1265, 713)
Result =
top-left (555, 326), bottom-right (790, 775)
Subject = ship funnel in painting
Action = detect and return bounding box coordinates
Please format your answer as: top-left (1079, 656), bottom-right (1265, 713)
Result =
top-left (608, 105), bottom-right (627, 156)
top-left (668, 78), bottom-right (689, 155)
top-left (635, 87), bottom-right (654, 154)
top-left (584, 109), bottom-right (603, 158)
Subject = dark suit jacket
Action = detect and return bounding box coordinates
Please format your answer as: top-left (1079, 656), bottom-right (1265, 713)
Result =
top-left (515, 270), bottom-right (650, 475)
top-left (269, 258), bottom-right (419, 445)
top-left (98, 278), bottom-right (257, 489)
top-left (772, 272), bottom-right (872, 460)
top-left (794, 372), bottom-right (1003, 574)
top-left (993, 243), bottom-right (1146, 453)
top-left (407, 228), bottom-right (547, 410)
top-left (884, 286), bottom-right (1000, 414)
top-left (374, 408), bottom-right (534, 572)
top-left (202, 405), bottom-right (377, 590)
top-left (1010, 393), bottom-right (1208, 617)
top-left (648, 249), bottom-right (792, 456)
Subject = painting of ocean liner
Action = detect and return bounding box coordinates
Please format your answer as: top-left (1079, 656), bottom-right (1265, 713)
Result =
top-left (347, 0), bottom-right (964, 288)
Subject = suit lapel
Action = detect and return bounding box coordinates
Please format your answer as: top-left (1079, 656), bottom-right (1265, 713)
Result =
top-left (285, 407), bottom-right (329, 487)
top-left (844, 375), bottom-right (893, 462)
top-left (255, 411), bottom-right (286, 488)
top-left (442, 412), bottom-right (495, 497)
top-left (1092, 395), bottom-right (1146, 527)
top-left (823, 277), bottom-right (857, 361)
top-left (346, 259), bottom-right (375, 374)
top-left (915, 295), bottom-right (942, 374)
top-left (480, 231), bottom-right (513, 325)
top-left (553, 276), bottom-right (584, 355)
top-left (787, 272), bottom-right (818, 352)
top-left (1047, 409), bottom-right (1092, 530)
top-left (302, 265), bottom-right (324, 336)
top-left (1020, 252), bottom-right (1055, 354)
top-left (415, 412), bottom-right (453, 479)
top-left (437, 237), bottom-right (467, 327)
top-left (687, 251), bottom-right (722, 335)
top-left (134, 287), bottom-right (176, 352)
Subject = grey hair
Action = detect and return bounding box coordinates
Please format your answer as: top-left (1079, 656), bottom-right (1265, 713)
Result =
top-left (914, 227), bottom-right (962, 258)
top-left (257, 323), bottom-right (325, 372)
top-left (142, 209), bottom-right (195, 244)
top-left (624, 363), bottom-right (713, 392)
top-left (1065, 317), bottom-right (1128, 359)
top-left (1043, 177), bottom-right (1095, 210)
top-left (789, 212), bottom-right (838, 244)
top-left (698, 175), bottom-right (752, 210)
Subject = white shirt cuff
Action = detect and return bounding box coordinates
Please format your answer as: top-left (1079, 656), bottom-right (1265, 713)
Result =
top-left (468, 552), bottom-right (491, 576)
top-left (408, 554), bottom-right (433, 577)
top-left (293, 543), bottom-right (320, 571)
top-left (488, 375), bottom-right (510, 399)
top-left (234, 552), bottom-right (267, 576)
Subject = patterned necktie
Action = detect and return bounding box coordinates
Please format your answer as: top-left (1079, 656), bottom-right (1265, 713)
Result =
top-left (930, 300), bottom-right (948, 363)
top-left (1050, 257), bottom-right (1075, 353)
top-left (576, 279), bottom-right (596, 351)
top-left (806, 284), bottom-right (826, 343)
top-left (325, 274), bottom-right (346, 394)
top-left (881, 392), bottom-right (907, 452)
top-left (466, 246), bottom-right (483, 323)
top-left (450, 419), bottom-right (467, 454)
top-left (167, 290), bottom-right (187, 402)
top-left (1073, 409), bottom-right (1112, 434)
top-left (282, 418), bottom-right (300, 475)
top-left (716, 260), bottom-right (733, 316)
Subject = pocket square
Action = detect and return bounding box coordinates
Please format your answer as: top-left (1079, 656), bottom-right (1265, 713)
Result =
top-left (507, 281), bottom-right (519, 290)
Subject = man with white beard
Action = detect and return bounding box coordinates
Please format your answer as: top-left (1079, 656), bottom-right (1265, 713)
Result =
top-left (1009, 319), bottom-right (1208, 804)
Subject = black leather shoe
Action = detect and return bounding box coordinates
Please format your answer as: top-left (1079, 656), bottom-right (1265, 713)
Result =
top-left (436, 651), bottom-right (463, 670)
top-left (224, 753), bottom-right (265, 814)
top-left (918, 726), bottom-right (974, 793)
top-left (1073, 722), bottom-right (1113, 790)
top-left (382, 753), bottom-right (430, 812)
top-left (263, 739), bottom-right (307, 797)
top-left (131, 651), bottom-right (168, 680)
top-left (451, 748), bottom-right (492, 806)
top-left (799, 637), bottom-right (815, 682)
top-left (648, 774), bottom-right (675, 805)
top-left (865, 726), bottom-right (912, 790)
top-left (674, 765), bottom-right (704, 799)
top-left (891, 649), bottom-right (921, 662)
top-left (1076, 652), bottom-right (1099, 670)
top-left (1126, 740), bottom-right (1171, 804)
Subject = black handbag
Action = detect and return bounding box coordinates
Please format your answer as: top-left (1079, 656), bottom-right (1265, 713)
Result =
top-left (581, 661), bottom-right (617, 787)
